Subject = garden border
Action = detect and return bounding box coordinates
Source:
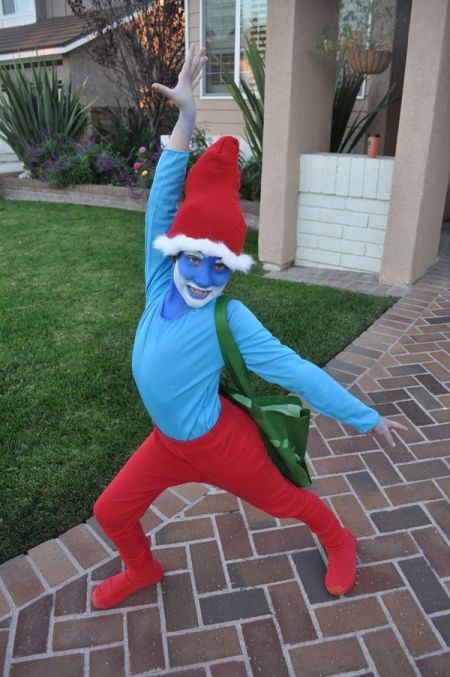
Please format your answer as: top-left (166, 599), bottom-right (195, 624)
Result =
top-left (0, 176), bottom-right (260, 227)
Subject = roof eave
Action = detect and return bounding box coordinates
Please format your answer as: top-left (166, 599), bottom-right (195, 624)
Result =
top-left (0, 31), bottom-right (97, 62)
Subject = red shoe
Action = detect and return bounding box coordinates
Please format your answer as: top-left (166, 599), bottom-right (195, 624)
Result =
top-left (92, 560), bottom-right (164, 609)
top-left (324, 529), bottom-right (357, 596)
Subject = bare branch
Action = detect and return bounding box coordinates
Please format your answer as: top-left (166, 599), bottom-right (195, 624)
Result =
top-left (68, 0), bottom-right (185, 137)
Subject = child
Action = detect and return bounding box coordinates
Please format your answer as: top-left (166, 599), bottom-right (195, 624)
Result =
top-left (91, 45), bottom-right (406, 610)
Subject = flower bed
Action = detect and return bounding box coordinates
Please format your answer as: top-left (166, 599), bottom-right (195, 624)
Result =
top-left (23, 136), bottom-right (161, 191)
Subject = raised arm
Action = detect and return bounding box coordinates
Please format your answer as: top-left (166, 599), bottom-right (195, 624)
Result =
top-left (153, 45), bottom-right (206, 151)
top-left (144, 45), bottom-right (207, 301)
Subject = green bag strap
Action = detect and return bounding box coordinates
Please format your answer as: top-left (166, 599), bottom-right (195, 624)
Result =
top-left (215, 295), bottom-right (254, 399)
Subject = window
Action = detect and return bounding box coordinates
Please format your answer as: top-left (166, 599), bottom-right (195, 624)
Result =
top-left (0, 0), bottom-right (35, 28)
top-left (201, 0), bottom-right (266, 97)
top-left (2, 0), bottom-right (32, 15)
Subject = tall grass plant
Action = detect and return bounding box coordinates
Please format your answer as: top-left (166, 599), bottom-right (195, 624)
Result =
top-left (221, 38), bottom-right (265, 163)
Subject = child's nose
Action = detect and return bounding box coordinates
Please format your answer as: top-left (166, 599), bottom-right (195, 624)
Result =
top-left (193, 262), bottom-right (213, 288)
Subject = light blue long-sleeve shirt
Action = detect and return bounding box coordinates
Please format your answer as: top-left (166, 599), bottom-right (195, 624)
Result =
top-left (132, 148), bottom-right (381, 441)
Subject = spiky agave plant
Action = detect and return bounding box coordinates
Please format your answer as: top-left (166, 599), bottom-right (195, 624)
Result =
top-left (0, 60), bottom-right (93, 160)
top-left (220, 37), bottom-right (265, 163)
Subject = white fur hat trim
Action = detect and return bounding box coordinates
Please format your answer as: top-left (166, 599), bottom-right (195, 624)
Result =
top-left (153, 234), bottom-right (254, 273)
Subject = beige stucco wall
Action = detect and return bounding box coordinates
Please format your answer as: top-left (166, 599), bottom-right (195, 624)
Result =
top-left (258, 0), bottom-right (338, 269)
top-left (187, 0), bottom-right (244, 136)
top-left (380, 0), bottom-right (450, 285)
top-left (64, 47), bottom-right (134, 109)
top-left (45, 0), bottom-right (72, 18)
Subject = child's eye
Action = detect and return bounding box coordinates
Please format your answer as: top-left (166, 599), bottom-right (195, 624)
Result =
top-left (187, 255), bottom-right (201, 265)
top-left (214, 262), bottom-right (226, 272)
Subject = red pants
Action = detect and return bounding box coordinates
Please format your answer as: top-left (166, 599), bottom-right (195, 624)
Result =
top-left (94, 397), bottom-right (342, 566)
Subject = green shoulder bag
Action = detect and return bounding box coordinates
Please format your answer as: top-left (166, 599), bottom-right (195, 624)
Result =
top-left (214, 295), bottom-right (312, 488)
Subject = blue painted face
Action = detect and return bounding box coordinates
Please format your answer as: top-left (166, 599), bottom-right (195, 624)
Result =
top-left (162, 252), bottom-right (232, 320)
top-left (178, 253), bottom-right (232, 298)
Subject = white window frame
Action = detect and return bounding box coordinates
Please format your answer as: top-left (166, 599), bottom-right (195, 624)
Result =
top-left (0, 0), bottom-right (36, 28)
top-left (196, 0), bottom-right (265, 100)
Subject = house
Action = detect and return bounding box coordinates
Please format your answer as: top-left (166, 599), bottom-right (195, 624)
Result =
top-left (2, 0), bottom-right (449, 288)
top-left (0, 0), bottom-right (126, 155)
top-left (186, 0), bottom-right (450, 288)
top-left (187, 0), bottom-right (400, 155)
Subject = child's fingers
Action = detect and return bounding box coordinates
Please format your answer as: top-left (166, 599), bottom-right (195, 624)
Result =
top-left (178, 44), bottom-right (196, 80)
top-left (152, 83), bottom-right (172, 99)
top-left (192, 70), bottom-right (203, 90)
top-left (191, 58), bottom-right (207, 87)
top-left (191, 46), bottom-right (206, 73)
top-left (185, 43), bottom-right (197, 67)
top-left (389, 420), bottom-right (408, 431)
top-left (385, 429), bottom-right (396, 447)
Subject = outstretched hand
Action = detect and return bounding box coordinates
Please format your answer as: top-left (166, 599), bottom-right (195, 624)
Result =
top-left (152, 44), bottom-right (207, 112)
top-left (371, 417), bottom-right (408, 447)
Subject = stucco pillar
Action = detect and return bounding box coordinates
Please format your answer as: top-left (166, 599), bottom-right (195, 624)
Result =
top-left (380, 0), bottom-right (450, 286)
top-left (258, 0), bottom-right (338, 270)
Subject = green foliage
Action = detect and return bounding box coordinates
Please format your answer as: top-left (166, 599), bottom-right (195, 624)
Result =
top-left (221, 38), bottom-right (265, 163)
top-left (45, 153), bottom-right (94, 188)
top-left (23, 133), bottom-right (163, 190)
top-left (187, 127), bottom-right (210, 172)
top-left (24, 136), bottom-right (129, 188)
top-left (0, 60), bottom-right (92, 160)
top-left (94, 106), bottom-right (158, 160)
top-left (220, 38), bottom-right (265, 200)
top-left (0, 200), bottom-right (396, 561)
top-left (240, 156), bottom-right (262, 201)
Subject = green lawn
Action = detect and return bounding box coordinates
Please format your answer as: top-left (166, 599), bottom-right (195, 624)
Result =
top-left (0, 199), bottom-right (396, 562)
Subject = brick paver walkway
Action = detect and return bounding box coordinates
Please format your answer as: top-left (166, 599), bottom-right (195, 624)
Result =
top-left (1, 240), bottom-right (449, 676)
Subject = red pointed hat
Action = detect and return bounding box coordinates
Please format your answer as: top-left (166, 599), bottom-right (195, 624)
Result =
top-left (153, 136), bottom-right (254, 272)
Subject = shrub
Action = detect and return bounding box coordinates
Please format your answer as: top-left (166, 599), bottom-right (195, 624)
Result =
top-left (95, 107), bottom-right (159, 160)
top-left (187, 127), bottom-right (210, 172)
top-left (0, 61), bottom-right (91, 160)
top-left (240, 157), bottom-right (261, 201)
top-left (24, 135), bottom-right (130, 188)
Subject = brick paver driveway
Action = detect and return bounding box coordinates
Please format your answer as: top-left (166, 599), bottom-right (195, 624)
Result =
top-left (1, 241), bottom-right (449, 676)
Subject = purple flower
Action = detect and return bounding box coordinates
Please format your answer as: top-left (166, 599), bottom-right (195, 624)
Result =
top-left (138, 146), bottom-right (147, 154)
top-left (97, 153), bottom-right (122, 173)
top-left (133, 161), bottom-right (142, 170)
top-left (44, 158), bottom-right (64, 171)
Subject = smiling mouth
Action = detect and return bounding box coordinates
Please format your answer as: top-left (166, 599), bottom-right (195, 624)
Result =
top-left (186, 284), bottom-right (211, 298)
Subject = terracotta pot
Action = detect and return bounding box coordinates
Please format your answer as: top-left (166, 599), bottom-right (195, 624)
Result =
top-left (345, 47), bottom-right (392, 74)
top-left (367, 134), bottom-right (380, 158)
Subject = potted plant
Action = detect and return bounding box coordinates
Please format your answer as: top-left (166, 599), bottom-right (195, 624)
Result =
top-left (321, 0), bottom-right (395, 75)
